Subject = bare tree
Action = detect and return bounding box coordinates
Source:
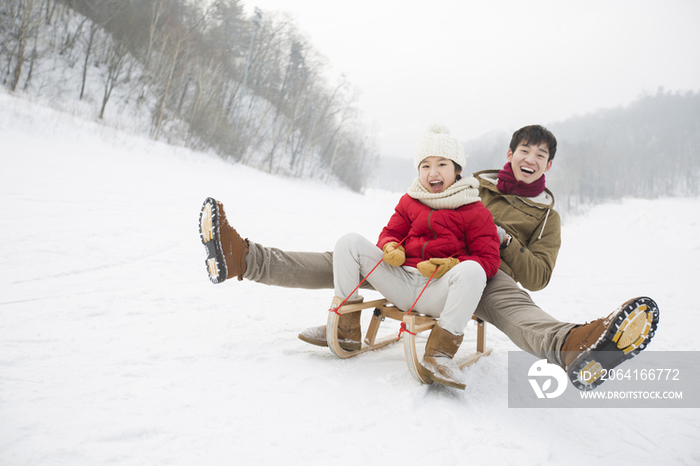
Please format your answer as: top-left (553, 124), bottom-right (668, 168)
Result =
top-left (98, 38), bottom-right (132, 118)
top-left (79, 22), bottom-right (97, 99)
top-left (152, 31), bottom-right (183, 138)
top-left (7, 0), bottom-right (40, 91)
top-left (21, 1), bottom-right (42, 90)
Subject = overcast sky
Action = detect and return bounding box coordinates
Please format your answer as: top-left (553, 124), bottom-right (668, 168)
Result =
top-left (242, 0), bottom-right (700, 159)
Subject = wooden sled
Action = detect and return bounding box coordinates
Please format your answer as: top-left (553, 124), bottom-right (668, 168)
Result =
top-left (326, 298), bottom-right (492, 384)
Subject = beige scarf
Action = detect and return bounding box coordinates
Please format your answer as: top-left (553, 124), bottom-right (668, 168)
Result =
top-left (407, 176), bottom-right (481, 209)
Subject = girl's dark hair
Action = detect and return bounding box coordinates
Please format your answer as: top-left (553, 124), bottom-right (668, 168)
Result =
top-left (454, 162), bottom-right (463, 181)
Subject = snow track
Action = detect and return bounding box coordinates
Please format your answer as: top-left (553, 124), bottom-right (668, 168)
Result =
top-left (1, 89), bottom-right (699, 465)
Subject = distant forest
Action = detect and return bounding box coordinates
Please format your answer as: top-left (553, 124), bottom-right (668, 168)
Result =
top-left (0, 0), bottom-right (378, 191)
top-left (3, 1), bottom-right (698, 202)
top-left (465, 89), bottom-right (700, 212)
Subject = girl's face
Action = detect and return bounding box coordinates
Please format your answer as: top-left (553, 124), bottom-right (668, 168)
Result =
top-left (419, 157), bottom-right (461, 193)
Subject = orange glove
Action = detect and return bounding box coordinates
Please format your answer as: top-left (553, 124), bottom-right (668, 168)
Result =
top-left (416, 257), bottom-right (460, 279)
top-left (382, 242), bottom-right (406, 267)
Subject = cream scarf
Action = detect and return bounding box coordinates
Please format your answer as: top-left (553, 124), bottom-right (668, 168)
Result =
top-left (407, 176), bottom-right (481, 209)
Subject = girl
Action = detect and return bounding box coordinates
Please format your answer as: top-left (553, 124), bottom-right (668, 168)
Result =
top-left (303, 124), bottom-right (501, 389)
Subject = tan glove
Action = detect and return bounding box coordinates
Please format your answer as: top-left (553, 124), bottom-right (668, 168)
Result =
top-left (382, 242), bottom-right (406, 267)
top-left (416, 257), bottom-right (460, 279)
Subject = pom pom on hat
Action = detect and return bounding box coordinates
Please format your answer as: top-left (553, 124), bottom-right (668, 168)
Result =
top-left (414, 123), bottom-right (465, 169)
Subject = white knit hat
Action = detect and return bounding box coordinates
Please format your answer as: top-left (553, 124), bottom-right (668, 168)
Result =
top-left (414, 124), bottom-right (465, 169)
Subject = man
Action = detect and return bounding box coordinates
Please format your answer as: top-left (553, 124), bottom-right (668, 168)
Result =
top-left (198, 125), bottom-right (659, 391)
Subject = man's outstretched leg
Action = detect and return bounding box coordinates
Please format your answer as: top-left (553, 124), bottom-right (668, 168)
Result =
top-left (475, 271), bottom-right (659, 390)
top-left (199, 197), bottom-right (336, 289)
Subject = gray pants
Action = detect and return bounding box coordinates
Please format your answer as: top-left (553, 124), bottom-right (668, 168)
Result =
top-left (333, 233), bottom-right (487, 336)
top-left (244, 240), bottom-right (575, 366)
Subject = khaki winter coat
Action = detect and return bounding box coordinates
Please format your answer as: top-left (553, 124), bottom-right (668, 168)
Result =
top-left (473, 170), bottom-right (561, 292)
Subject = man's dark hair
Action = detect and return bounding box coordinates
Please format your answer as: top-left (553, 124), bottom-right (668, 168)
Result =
top-left (509, 125), bottom-right (557, 162)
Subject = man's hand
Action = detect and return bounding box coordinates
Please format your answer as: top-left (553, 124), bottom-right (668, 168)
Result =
top-left (416, 257), bottom-right (460, 279)
top-left (382, 242), bottom-right (406, 267)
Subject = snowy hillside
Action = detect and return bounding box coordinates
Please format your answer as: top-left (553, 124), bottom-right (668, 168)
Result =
top-left (1, 88), bottom-right (699, 465)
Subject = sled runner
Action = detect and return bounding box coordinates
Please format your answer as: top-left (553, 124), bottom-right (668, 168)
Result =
top-left (326, 298), bottom-right (492, 385)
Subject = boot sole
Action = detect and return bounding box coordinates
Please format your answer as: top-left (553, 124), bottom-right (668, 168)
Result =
top-left (298, 330), bottom-right (361, 351)
top-left (297, 333), bottom-right (328, 348)
top-left (428, 374), bottom-right (465, 390)
top-left (567, 297), bottom-right (659, 391)
top-left (419, 362), bottom-right (464, 390)
top-left (199, 198), bottom-right (227, 284)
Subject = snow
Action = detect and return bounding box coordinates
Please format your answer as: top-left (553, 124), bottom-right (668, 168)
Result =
top-left (1, 87), bottom-right (699, 465)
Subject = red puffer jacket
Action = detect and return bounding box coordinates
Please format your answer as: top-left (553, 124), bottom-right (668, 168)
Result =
top-left (377, 194), bottom-right (501, 278)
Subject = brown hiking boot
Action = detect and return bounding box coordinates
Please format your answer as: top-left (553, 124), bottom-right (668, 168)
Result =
top-left (419, 324), bottom-right (466, 390)
top-left (298, 298), bottom-right (363, 351)
top-left (199, 197), bottom-right (249, 283)
top-left (561, 296), bottom-right (659, 390)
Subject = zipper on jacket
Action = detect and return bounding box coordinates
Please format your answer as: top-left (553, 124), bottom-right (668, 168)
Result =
top-left (421, 210), bottom-right (437, 259)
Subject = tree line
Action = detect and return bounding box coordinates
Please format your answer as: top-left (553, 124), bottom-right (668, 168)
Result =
top-left (464, 89), bottom-right (700, 214)
top-left (0, 0), bottom-right (378, 191)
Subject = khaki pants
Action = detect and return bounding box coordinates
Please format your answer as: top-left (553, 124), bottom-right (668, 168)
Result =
top-left (244, 240), bottom-right (575, 366)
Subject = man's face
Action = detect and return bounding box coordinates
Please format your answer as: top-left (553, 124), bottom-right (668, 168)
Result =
top-left (507, 142), bottom-right (553, 184)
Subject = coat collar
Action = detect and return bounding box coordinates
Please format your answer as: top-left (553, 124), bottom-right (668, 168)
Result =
top-left (473, 169), bottom-right (555, 208)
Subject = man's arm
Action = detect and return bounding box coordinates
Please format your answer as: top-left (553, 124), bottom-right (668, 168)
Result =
top-left (499, 209), bottom-right (561, 291)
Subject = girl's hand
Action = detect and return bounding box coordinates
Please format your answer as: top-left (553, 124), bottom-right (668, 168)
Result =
top-left (382, 242), bottom-right (406, 267)
top-left (417, 257), bottom-right (459, 279)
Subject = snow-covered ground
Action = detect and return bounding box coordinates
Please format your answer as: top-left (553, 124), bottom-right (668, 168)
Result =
top-left (1, 88), bottom-right (699, 465)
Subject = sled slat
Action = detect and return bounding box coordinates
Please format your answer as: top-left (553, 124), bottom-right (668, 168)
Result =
top-left (335, 299), bottom-right (388, 314)
top-left (364, 310), bottom-right (383, 346)
top-left (476, 318), bottom-right (486, 354)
